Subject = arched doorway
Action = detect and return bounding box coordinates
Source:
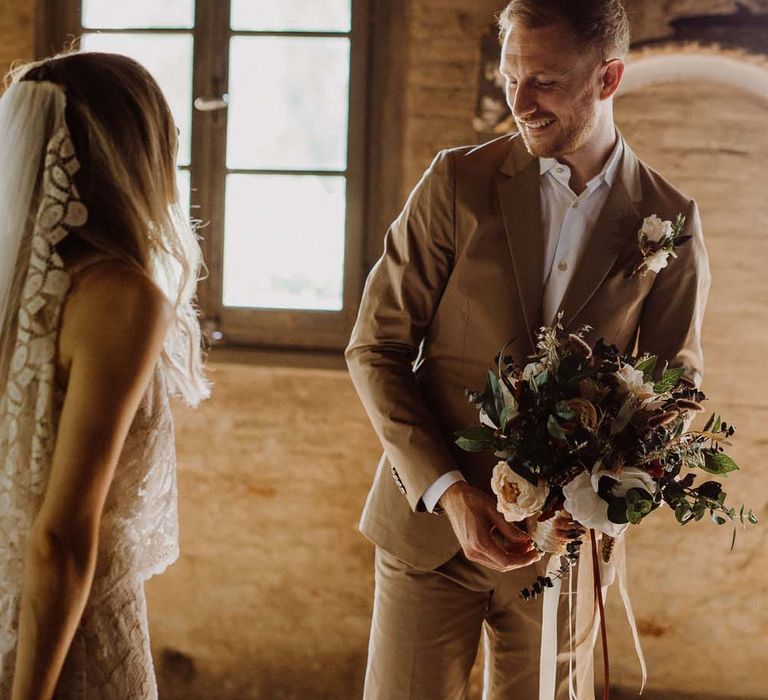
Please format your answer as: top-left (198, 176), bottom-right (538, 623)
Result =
top-left (607, 45), bottom-right (768, 697)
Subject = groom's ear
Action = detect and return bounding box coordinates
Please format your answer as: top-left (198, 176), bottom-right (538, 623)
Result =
top-left (599, 58), bottom-right (625, 100)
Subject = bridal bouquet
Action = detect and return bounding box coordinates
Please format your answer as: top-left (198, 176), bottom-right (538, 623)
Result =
top-left (455, 315), bottom-right (756, 599)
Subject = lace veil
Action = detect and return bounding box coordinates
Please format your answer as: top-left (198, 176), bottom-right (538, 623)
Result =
top-left (0, 81), bottom-right (88, 653)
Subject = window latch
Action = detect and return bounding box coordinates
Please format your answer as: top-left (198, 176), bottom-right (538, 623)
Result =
top-left (194, 95), bottom-right (229, 112)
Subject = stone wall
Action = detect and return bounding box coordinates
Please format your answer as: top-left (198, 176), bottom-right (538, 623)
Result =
top-left (2, 2), bottom-right (768, 698)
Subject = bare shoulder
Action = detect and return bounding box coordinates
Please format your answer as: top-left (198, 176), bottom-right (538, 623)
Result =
top-left (60, 261), bottom-right (173, 368)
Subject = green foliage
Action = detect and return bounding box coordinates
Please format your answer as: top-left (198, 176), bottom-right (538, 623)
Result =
top-left (702, 451), bottom-right (740, 475)
top-left (653, 367), bottom-right (686, 394)
top-left (547, 415), bottom-right (567, 441)
top-left (500, 405), bottom-right (517, 430)
top-left (455, 426), bottom-right (496, 452)
top-left (626, 488), bottom-right (654, 524)
top-left (554, 402), bottom-right (576, 420)
top-left (488, 371), bottom-right (506, 425)
top-left (635, 355), bottom-right (658, 382)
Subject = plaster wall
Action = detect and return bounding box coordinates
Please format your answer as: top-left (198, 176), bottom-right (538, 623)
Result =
top-left (1, 1), bottom-right (767, 698)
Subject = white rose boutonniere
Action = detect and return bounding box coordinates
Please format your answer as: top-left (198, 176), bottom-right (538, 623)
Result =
top-left (631, 212), bottom-right (690, 277)
top-left (491, 461), bottom-right (548, 522)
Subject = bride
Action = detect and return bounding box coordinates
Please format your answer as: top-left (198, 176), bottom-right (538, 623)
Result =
top-left (0, 52), bottom-right (209, 698)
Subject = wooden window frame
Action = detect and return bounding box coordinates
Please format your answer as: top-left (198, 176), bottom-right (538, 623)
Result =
top-left (36, 0), bottom-right (377, 353)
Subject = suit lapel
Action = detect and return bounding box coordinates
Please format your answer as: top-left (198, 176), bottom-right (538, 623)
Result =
top-left (497, 136), bottom-right (544, 350)
top-left (559, 139), bottom-right (643, 329)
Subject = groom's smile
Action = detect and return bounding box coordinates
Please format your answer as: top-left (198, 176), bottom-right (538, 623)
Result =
top-left (499, 20), bottom-right (605, 163)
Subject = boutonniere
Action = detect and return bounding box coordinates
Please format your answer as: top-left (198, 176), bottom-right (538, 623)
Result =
top-left (630, 213), bottom-right (691, 277)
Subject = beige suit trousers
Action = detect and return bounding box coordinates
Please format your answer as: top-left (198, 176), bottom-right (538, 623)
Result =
top-left (364, 547), bottom-right (572, 700)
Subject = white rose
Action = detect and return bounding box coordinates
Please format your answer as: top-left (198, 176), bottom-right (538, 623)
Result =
top-left (644, 250), bottom-right (671, 274)
top-left (491, 461), bottom-right (548, 522)
top-left (639, 214), bottom-right (673, 243)
top-left (615, 363), bottom-right (655, 400)
top-left (562, 467), bottom-right (656, 537)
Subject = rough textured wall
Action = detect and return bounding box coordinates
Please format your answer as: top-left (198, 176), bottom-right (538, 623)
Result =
top-left (608, 82), bottom-right (768, 698)
top-left (148, 365), bottom-right (380, 699)
top-left (0, 0), bottom-right (36, 78)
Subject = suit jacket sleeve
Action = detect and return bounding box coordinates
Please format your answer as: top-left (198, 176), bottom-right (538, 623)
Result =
top-left (636, 199), bottom-right (711, 386)
top-left (345, 150), bottom-right (458, 512)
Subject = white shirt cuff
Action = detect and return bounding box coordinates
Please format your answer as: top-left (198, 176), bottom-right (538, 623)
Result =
top-left (421, 471), bottom-right (466, 513)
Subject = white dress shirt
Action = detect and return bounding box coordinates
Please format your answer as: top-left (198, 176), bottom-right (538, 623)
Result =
top-left (421, 137), bottom-right (624, 513)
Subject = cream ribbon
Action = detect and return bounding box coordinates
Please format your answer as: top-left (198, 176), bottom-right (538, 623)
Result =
top-left (537, 536), bottom-right (647, 700)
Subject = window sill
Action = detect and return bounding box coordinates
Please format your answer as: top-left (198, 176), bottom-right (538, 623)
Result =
top-left (206, 345), bottom-right (347, 371)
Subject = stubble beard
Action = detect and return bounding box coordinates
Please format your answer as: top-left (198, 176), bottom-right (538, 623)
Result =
top-left (517, 87), bottom-right (600, 160)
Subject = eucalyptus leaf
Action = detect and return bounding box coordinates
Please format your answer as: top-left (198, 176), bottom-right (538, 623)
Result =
top-left (702, 451), bottom-right (740, 475)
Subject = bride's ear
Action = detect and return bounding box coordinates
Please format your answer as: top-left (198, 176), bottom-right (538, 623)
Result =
top-left (600, 58), bottom-right (625, 100)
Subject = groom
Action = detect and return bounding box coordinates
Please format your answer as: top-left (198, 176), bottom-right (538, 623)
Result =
top-left (346, 0), bottom-right (710, 697)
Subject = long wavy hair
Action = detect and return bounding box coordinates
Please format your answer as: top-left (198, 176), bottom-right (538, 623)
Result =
top-left (7, 51), bottom-right (209, 405)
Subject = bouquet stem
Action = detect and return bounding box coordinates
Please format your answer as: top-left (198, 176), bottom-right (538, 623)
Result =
top-left (590, 529), bottom-right (610, 700)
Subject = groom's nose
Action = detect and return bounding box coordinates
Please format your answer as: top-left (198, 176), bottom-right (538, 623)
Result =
top-left (511, 83), bottom-right (537, 119)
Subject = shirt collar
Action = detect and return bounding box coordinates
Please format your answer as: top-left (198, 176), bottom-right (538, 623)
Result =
top-left (539, 135), bottom-right (624, 191)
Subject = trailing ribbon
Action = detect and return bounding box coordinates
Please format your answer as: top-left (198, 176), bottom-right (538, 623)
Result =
top-left (590, 529), bottom-right (610, 700)
top-left (537, 534), bottom-right (646, 700)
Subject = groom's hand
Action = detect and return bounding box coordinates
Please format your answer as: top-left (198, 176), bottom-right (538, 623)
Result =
top-left (439, 482), bottom-right (542, 572)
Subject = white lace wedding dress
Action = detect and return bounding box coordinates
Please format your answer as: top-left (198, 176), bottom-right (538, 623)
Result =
top-left (0, 362), bottom-right (179, 700)
top-left (0, 86), bottom-right (182, 699)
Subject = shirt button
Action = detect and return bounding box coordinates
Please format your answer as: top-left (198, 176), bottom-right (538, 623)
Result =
top-left (558, 259), bottom-right (568, 272)
top-left (572, 202), bottom-right (579, 209)
top-left (556, 166), bottom-right (565, 174)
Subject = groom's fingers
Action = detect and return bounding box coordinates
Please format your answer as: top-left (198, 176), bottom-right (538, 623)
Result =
top-left (468, 525), bottom-right (540, 572)
top-left (490, 512), bottom-right (532, 544)
top-left (471, 541), bottom-right (542, 572)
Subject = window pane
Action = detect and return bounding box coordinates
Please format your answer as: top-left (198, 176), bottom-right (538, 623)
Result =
top-left (223, 175), bottom-right (346, 310)
top-left (80, 33), bottom-right (193, 167)
top-left (227, 37), bottom-right (349, 171)
top-left (231, 0), bottom-right (351, 32)
top-left (177, 168), bottom-right (191, 217)
top-left (82, 0), bottom-right (194, 29)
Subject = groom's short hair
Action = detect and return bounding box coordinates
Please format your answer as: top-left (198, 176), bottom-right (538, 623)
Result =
top-left (497, 0), bottom-right (631, 59)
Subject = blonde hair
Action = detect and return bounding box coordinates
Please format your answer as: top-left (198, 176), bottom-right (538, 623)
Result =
top-left (498, 0), bottom-right (631, 59)
top-left (8, 51), bottom-right (209, 405)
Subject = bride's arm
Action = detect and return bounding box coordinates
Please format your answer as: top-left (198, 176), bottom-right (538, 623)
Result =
top-left (11, 263), bottom-right (172, 700)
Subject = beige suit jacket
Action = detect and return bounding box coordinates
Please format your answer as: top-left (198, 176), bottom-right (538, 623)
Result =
top-left (346, 133), bottom-right (711, 570)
